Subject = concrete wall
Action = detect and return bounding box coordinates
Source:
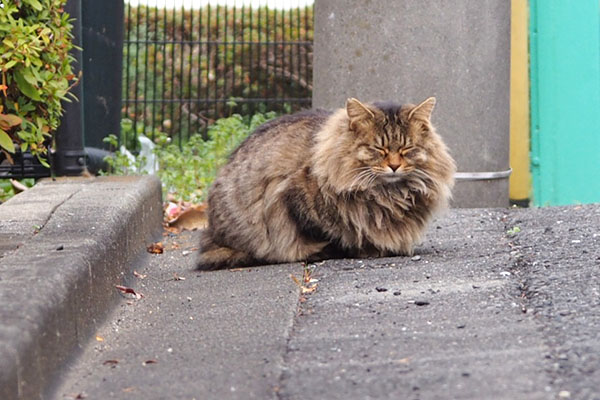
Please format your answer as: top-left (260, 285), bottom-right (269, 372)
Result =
top-left (313, 0), bottom-right (511, 207)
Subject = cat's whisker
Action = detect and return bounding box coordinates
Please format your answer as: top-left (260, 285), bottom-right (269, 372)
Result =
top-left (353, 173), bottom-right (378, 194)
top-left (357, 170), bottom-right (377, 190)
top-left (348, 169), bottom-right (373, 191)
top-left (345, 167), bottom-right (372, 186)
top-left (406, 169), bottom-right (434, 194)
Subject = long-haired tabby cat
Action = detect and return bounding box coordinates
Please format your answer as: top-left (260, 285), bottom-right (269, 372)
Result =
top-left (197, 97), bottom-right (455, 270)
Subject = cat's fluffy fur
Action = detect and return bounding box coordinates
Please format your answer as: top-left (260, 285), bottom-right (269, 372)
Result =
top-left (197, 97), bottom-right (456, 270)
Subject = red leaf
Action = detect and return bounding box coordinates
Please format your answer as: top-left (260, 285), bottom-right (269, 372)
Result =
top-left (114, 285), bottom-right (144, 299)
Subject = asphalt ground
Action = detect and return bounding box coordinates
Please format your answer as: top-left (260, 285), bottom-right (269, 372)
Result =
top-left (52, 204), bottom-right (600, 400)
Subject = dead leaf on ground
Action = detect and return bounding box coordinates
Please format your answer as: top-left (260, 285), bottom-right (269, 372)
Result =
top-left (182, 247), bottom-right (199, 256)
top-left (133, 270), bottom-right (147, 279)
top-left (147, 242), bottom-right (164, 254)
top-left (142, 359), bottom-right (158, 366)
top-left (115, 285), bottom-right (144, 299)
top-left (290, 274), bottom-right (317, 294)
top-left (103, 359), bottom-right (119, 366)
top-left (172, 273), bottom-right (186, 281)
top-left (168, 204), bottom-right (208, 232)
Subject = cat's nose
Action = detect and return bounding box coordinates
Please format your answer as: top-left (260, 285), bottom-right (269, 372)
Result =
top-left (388, 163), bottom-right (401, 172)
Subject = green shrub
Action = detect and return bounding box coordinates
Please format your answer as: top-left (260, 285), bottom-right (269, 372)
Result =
top-left (103, 112), bottom-right (277, 203)
top-left (0, 0), bottom-right (78, 167)
top-left (0, 178), bottom-right (35, 203)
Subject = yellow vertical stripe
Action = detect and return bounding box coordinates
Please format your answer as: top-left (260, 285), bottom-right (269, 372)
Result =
top-left (510, 0), bottom-right (532, 202)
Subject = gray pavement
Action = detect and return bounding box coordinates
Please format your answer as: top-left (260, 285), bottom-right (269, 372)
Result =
top-left (53, 205), bottom-right (600, 400)
top-left (0, 177), bottom-right (163, 400)
top-left (1, 178), bottom-right (600, 399)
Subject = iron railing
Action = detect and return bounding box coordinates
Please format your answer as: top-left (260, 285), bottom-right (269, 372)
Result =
top-left (122, 0), bottom-right (314, 143)
top-left (2, 1), bottom-right (313, 179)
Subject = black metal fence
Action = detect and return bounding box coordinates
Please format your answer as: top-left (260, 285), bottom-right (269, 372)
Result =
top-left (122, 0), bottom-right (314, 142)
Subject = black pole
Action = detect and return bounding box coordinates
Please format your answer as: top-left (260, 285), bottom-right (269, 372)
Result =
top-left (54, 0), bottom-right (86, 176)
top-left (80, 0), bottom-right (124, 150)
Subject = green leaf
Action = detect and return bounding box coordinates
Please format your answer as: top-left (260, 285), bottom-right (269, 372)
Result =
top-left (2, 39), bottom-right (15, 48)
top-left (25, 0), bottom-right (43, 11)
top-left (3, 60), bottom-right (17, 70)
top-left (37, 155), bottom-right (50, 168)
top-left (0, 129), bottom-right (15, 153)
top-left (14, 69), bottom-right (42, 101)
top-left (21, 68), bottom-right (38, 85)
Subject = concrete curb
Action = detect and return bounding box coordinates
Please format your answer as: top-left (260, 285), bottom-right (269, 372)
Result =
top-left (0, 176), bottom-right (163, 400)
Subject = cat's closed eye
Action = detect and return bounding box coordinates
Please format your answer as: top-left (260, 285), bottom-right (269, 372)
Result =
top-left (402, 147), bottom-right (427, 163)
top-left (401, 147), bottom-right (418, 157)
top-left (373, 146), bottom-right (388, 156)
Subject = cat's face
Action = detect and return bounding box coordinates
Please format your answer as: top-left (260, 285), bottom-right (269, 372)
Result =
top-left (346, 98), bottom-right (437, 186)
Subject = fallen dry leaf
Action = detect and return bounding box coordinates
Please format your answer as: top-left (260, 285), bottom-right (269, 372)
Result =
top-left (103, 359), bottom-right (119, 366)
top-left (168, 204), bottom-right (208, 231)
top-left (290, 274), bottom-right (317, 294)
top-left (172, 273), bottom-right (186, 281)
top-left (300, 286), bottom-right (317, 294)
top-left (142, 359), bottom-right (158, 366)
top-left (147, 242), bottom-right (164, 254)
top-left (133, 270), bottom-right (147, 279)
top-left (290, 274), bottom-right (302, 286)
top-left (115, 285), bottom-right (144, 299)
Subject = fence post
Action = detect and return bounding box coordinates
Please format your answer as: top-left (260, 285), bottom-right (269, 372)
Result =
top-left (81, 0), bottom-right (124, 150)
top-left (54, 0), bottom-right (86, 176)
top-left (313, 0), bottom-right (511, 207)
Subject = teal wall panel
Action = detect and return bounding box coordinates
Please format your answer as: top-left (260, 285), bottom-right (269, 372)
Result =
top-left (530, 0), bottom-right (600, 206)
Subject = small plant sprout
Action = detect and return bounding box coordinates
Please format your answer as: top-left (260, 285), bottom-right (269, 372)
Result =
top-left (507, 226), bottom-right (521, 236)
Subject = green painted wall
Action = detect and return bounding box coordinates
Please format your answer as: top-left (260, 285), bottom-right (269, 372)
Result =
top-left (529, 1), bottom-right (600, 206)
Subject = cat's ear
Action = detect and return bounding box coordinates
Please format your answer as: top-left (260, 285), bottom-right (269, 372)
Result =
top-left (346, 98), bottom-right (383, 132)
top-left (408, 97), bottom-right (436, 122)
top-left (346, 98), bottom-right (375, 120)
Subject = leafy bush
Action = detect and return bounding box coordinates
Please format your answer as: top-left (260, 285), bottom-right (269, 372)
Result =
top-left (0, 0), bottom-right (78, 167)
top-left (0, 178), bottom-right (35, 203)
top-left (104, 112), bottom-right (277, 203)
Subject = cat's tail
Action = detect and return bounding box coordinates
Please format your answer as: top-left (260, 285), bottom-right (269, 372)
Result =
top-left (196, 229), bottom-right (258, 270)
